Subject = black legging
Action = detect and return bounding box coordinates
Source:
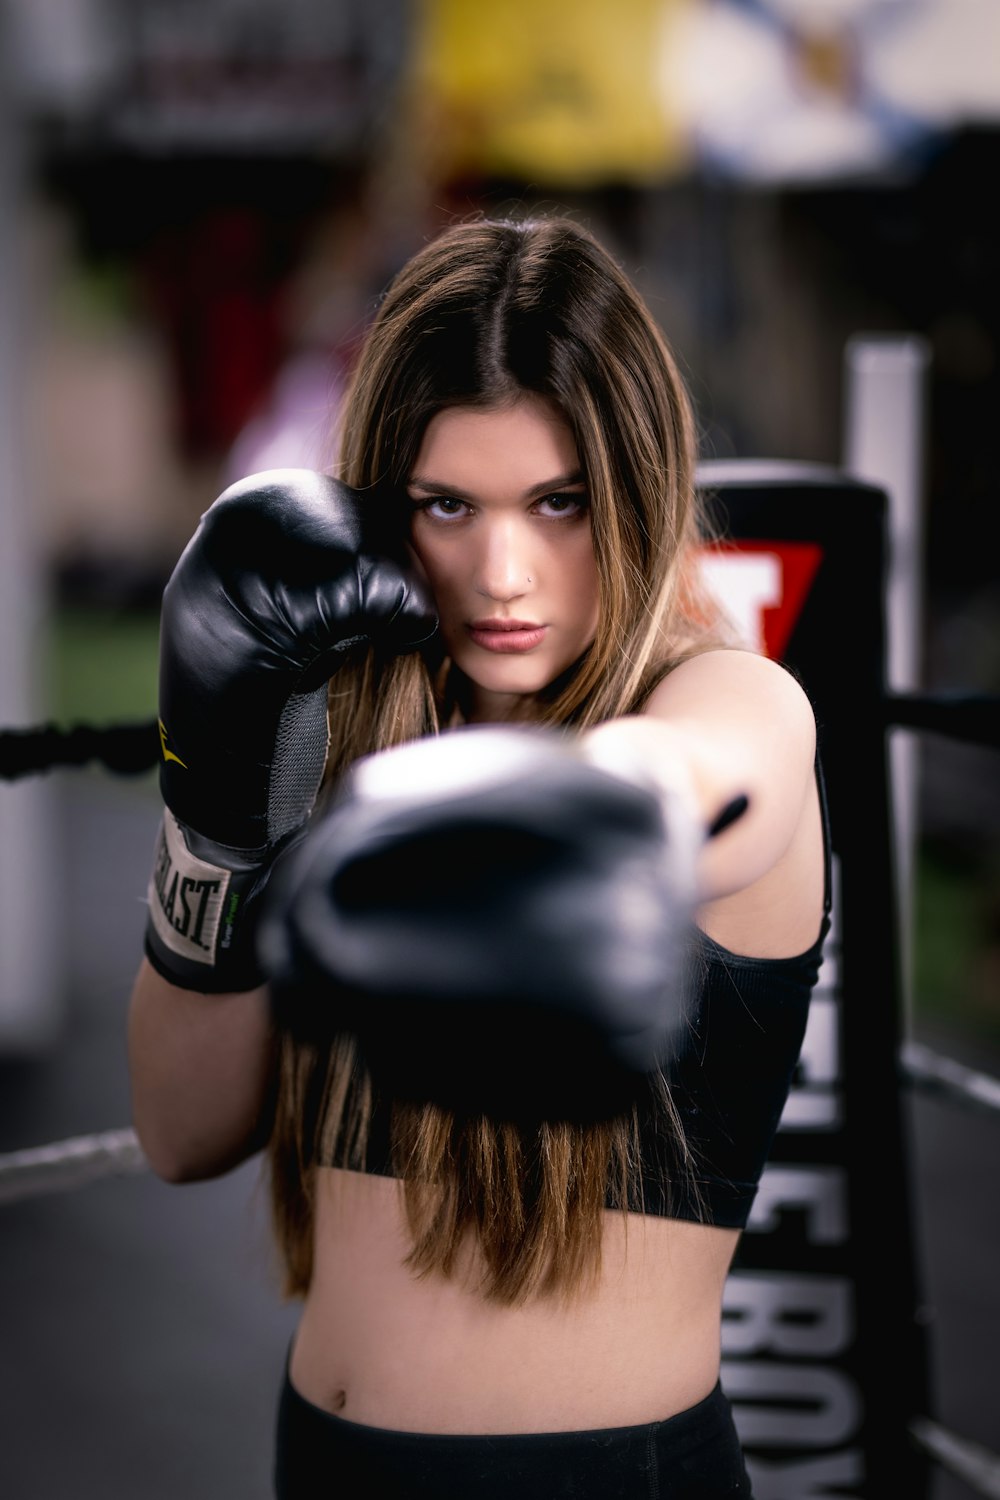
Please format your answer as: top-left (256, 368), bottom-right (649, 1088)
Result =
top-left (274, 1368), bottom-right (753, 1499)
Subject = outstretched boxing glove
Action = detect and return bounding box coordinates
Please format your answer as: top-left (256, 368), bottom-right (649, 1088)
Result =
top-left (259, 725), bottom-right (732, 1122)
top-left (144, 468), bottom-right (438, 993)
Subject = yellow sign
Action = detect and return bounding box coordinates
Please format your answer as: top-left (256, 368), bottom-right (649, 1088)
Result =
top-left (410, 0), bottom-right (691, 187)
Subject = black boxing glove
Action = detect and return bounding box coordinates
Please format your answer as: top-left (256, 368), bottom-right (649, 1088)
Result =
top-left (259, 725), bottom-right (715, 1122)
top-left (144, 468), bottom-right (437, 993)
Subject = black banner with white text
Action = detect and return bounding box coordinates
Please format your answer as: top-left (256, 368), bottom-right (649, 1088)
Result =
top-left (696, 462), bottom-right (931, 1500)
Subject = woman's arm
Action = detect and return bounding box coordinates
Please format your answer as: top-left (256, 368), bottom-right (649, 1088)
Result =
top-left (127, 959), bottom-right (277, 1182)
top-left (581, 648), bottom-right (818, 902)
top-left (127, 472), bottom-right (437, 1183)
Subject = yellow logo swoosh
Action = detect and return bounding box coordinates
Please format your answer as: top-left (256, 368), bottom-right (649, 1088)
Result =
top-left (158, 719), bottom-right (188, 768)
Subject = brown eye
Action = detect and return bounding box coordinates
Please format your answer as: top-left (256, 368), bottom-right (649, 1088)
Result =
top-left (536, 493), bottom-right (587, 518)
top-left (415, 496), bottom-right (469, 520)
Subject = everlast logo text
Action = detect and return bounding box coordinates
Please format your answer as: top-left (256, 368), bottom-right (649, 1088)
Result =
top-left (148, 811), bottom-right (229, 967)
top-left (152, 838), bottom-right (220, 949)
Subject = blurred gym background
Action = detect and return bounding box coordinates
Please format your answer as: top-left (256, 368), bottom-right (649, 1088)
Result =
top-left (0, 3), bottom-right (997, 1497)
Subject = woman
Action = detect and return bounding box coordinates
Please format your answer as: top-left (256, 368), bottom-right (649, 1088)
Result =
top-left (129, 216), bottom-right (829, 1498)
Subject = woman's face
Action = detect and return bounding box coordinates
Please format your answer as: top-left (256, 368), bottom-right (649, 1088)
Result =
top-left (408, 396), bottom-right (600, 722)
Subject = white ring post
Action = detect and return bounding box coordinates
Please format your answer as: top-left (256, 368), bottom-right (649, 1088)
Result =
top-left (842, 334), bottom-right (931, 1020)
top-left (0, 15), bottom-right (63, 1050)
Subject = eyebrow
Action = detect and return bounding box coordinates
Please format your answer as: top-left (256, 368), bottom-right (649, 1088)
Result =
top-left (407, 470), bottom-right (586, 500)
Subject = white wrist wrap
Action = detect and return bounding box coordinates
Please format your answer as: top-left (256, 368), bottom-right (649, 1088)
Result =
top-left (147, 810), bottom-right (231, 969)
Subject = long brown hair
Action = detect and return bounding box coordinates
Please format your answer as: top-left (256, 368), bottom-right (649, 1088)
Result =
top-left (268, 214), bottom-right (738, 1307)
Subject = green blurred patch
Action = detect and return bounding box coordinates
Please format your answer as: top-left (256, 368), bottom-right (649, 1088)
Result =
top-left (46, 608), bottom-right (159, 725)
top-left (913, 841), bottom-right (1000, 1048)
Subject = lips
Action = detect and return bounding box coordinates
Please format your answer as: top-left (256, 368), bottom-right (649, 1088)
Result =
top-left (467, 618), bottom-right (547, 653)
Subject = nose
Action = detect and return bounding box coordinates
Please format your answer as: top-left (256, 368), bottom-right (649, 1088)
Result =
top-left (474, 518), bottom-right (535, 603)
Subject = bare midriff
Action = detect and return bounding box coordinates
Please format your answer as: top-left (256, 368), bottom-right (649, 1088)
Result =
top-left (289, 1169), bottom-right (740, 1435)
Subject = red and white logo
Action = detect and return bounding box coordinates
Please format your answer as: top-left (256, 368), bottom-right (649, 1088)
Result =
top-left (698, 541), bottom-right (823, 660)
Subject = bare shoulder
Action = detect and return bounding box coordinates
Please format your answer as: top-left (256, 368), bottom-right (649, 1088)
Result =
top-left (644, 648), bottom-right (815, 737)
top-left (650, 645), bottom-right (815, 708)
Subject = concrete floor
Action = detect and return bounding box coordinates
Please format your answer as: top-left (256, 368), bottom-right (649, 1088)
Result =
top-left (0, 770), bottom-right (996, 1498)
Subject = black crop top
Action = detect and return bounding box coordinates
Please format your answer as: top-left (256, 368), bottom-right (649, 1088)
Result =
top-left (324, 765), bottom-right (831, 1233)
top-left (629, 915), bottom-right (830, 1228)
top-left (625, 760), bottom-right (831, 1227)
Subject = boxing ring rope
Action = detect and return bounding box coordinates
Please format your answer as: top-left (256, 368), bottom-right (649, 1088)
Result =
top-left (883, 691), bottom-right (1000, 747)
top-left (902, 1041), bottom-right (1000, 1115)
top-left (2, 691), bottom-right (996, 782)
top-left (0, 1127), bottom-right (147, 1205)
top-left (909, 1418), bottom-right (1000, 1500)
top-left (1, 705), bottom-right (998, 1497)
top-left (2, 1040), bottom-right (998, 1209)
top-left (0, 718), bottom-right (160, 781)
top-left (2, 1040), bottom-right (998, 1208)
